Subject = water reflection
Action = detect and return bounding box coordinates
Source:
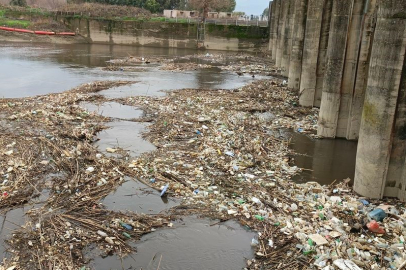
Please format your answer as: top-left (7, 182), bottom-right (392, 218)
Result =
top-left (0, 42), bottom-right (254, 98)
top-left (289, 132), bottom-right (358, 185)
top-left (101, 179), bottom-right (178, 214)
top-left (89, 217), bottom-right (255, 270)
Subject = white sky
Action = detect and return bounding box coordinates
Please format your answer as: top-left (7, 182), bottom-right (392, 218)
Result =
top-left (235, 0), bottom-right (270, 15)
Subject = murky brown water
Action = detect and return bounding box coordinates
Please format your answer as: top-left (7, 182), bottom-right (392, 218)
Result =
top-left (95, 121), bottom-right (156, 157)
top-left (0, 42), bottom-right (255, 98)
top-left (289, 132), bottom-right (358, 185)
top-left (89, 217), bottom-right (256, 270)
top-left (101, 178), bottom-right (179, 214)
top-left (80, 102), bottom-right (144, 120)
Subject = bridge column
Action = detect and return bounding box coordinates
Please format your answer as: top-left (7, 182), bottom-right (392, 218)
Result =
top-left (314, 0), bottom-right (333, 107)
top-left (354, 0), bottom-right (406, 199)
top-left (299, 0), bottom-right (325, 107)
top-left (281, 0), bottom-right (295, 76)
top-left (268, 1), bottom-right (274, 52)
top-left (276, 0), bottom-right (288, 67)
top-left (272, 0), bottom-right (282, 62)
top-left (288, 0), bottom-right (308, 90)
top-left (336, 0), bottom-right (368, 138)
top-left (317, 0), bottom-right (354, 138)
top-left (346, 0), bottom-right (378, 140)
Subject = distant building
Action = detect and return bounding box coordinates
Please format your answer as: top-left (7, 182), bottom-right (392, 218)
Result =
top-left (207, 12), bottom-right (219, 19)
top-left (163, 10), bottom-right (198, 19)
top-left (219, 12), bottom-right (233, 18)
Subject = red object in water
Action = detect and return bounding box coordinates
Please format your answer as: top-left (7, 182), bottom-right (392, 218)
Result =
top-left (367, 220), bottom-right (385, 234)
top-left (57, 32), bottom-right (76, 36)
top-left (13, 28), bottom-right (34, 34)
top-left (34, 31), bottom-right (55, 35)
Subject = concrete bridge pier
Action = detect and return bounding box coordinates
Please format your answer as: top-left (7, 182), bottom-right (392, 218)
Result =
top-left (317, 0), bottom-right (354, 138)
top-left (268, 0), bottom-right (406, 201)
top-left (298, 0), bottom-right (325, 107)
top-left (276, 0), bottom-right (288, 67)
top-left (288, 0), bottom-right (308, 90)
top-left (314, 0), bottom-right (333, 107)
top-left (354, 0), bottom-right (406, 200)
top-left (281, 0), bottom-right (295, 76)
top-left (271, 0), bottom-right (281, 62)
top-left (346, 0), bottom-right (378, 140)
top-left (335, 0), bottom-right (367, 138)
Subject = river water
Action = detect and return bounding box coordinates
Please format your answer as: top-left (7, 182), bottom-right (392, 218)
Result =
top-left (0, 42), bottom-right (357, 269)
top-left (0, 42), bottom-right (254, 98)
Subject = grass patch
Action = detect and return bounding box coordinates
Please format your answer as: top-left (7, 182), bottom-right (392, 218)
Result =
top-left (0, 10), bottom-right (5, 18)
top-left (0, 18), bottom-right (30, 28)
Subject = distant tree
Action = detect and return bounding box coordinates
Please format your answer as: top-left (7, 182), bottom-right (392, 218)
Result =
top-left (262, 7), bottom-right (269, 17)
top-left (156, 0), bottom-right (181, 11)
top-left (10, 0), bottom-right (27, 6)
top-left (188, 0), bottom-right (235, 19)
top-left (144, 0), bottom-right (159, 12)
top-left (234, 11), bottom-right (245, 16)
top-left (178, 0), bottom-right (187, 9)
top-left (215, 0), bottom-right (235, 12)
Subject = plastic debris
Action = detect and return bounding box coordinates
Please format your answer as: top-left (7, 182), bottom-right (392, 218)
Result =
top-left (333, 259), bottom-right (362, 270)
top-left (309, 234), bottom-right (328, 246)
top-left (368, 208), bottom-right (387, 222)
top-left (367, 220), bottom-right (385, 234)
top-left (105, 237), bottom-right (114, 245)
top-left (251, 238), bottom-right (259, 247)
top-left (122, 232), bottom-right (131, 239)
top-left (160, 184), bottom-right (169, 197)
top-left (119, 221), bottom-right (133, 230)
top-left (359, 199), bottom-right (369, 205)
top-left (97, 230), bottom-right (108, 237)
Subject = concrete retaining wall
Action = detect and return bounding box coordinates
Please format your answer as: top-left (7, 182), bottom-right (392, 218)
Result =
top-left (60, 17), bottom-right (268, 52)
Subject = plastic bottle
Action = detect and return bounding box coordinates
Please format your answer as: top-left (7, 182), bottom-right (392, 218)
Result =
top-left (105, 237), bottom-right (114, 244)
top-left (122, 232), bottom-right (131, 239)
top-left (119, 221), bottom-right (133, 230)
top-left (251, 238), bottom-right (259, 246)
top-left (160, 184), bottom-right (169, 197)
top-left (97, 230), bottom-right (107, 237)
top-left (368, 209), bottom-right (387, 222)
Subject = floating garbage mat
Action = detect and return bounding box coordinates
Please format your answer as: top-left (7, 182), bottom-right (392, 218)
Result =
top-left (89, 216), bottom-right (256, 270)
top-left (0, 72), bottom-right (406, 270)
top-left (117, 80), bottom-right (406, 269)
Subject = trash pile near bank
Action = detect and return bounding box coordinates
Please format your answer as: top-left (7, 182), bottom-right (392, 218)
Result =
top-left (160, 62), bottom-right (213, 71)
top-left (171, 53), bottom-right (279, 75)
top-left (108, 56), bottom-right (168, 66)
top-left (0, 81), bottom-right (171, 269)
top-left (106, 53), bottom-right (279, 75)
top-left (118, 79), bottom-right (406, 269)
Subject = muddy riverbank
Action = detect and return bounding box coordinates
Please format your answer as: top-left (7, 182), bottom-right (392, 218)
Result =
top-left (0, 30), bottom-right (88, 44)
